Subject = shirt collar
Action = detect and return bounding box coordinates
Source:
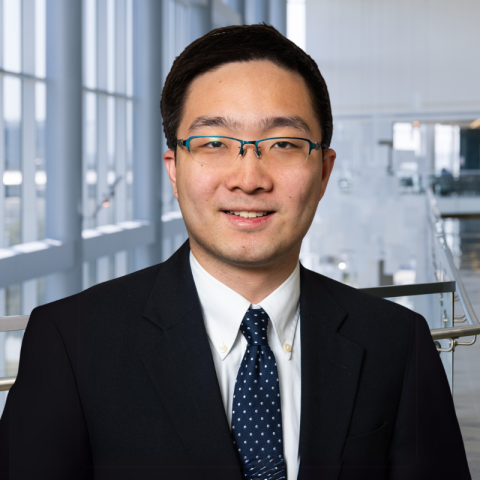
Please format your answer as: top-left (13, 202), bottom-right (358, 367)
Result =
top-left (190, 251), bottom-right (300, 361)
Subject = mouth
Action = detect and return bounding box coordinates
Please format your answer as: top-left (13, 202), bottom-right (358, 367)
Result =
top-left (223, 210), bottom-right (274, 218)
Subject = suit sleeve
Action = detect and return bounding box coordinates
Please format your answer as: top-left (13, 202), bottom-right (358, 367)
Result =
top-left (0, 304), bottom-right (93, 479)
top-left (386, 313), bottom-right (471, 479)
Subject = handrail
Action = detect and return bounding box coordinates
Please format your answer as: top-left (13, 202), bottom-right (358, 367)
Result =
top-left (0, 376), bottom-right (16, 392)
top-left (427, 188), bottom-right (480, 328)
top-left (1, 193), bottom-right (479, 393)
top-left (0, 315), bottom-right (29, 332)
top-left (360, 281), bottom-right (455, 298)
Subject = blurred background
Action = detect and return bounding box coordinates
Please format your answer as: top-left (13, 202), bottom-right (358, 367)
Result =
top-left (1, 0), bottom-right (480, 471)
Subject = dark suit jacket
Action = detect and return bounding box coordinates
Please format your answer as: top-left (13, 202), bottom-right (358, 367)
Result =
top-left (0, 240), bottom-right (471, 479)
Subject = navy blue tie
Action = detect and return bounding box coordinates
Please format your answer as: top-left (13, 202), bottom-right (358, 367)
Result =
top-left (232, 307), bottom-right (287, 479)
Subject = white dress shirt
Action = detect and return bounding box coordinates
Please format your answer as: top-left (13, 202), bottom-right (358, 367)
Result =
top-left (190, 251), bottom-right (301, 480)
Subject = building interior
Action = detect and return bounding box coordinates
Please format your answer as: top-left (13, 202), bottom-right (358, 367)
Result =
top-left (0, 0), bottom-right (479, 474)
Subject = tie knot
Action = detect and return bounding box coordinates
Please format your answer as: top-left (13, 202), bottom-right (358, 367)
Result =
top-left (239, 307), bottom-right (270, 346)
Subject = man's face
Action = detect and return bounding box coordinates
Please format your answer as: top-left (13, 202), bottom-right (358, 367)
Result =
top-left (164, 60), bottom-right (336, 269)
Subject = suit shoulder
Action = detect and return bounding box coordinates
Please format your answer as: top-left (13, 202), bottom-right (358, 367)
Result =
top-left (310, 268), bottom-right (416, 319)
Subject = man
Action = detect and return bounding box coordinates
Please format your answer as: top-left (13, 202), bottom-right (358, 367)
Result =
top-left (0, 24), bottom-right (470, 480)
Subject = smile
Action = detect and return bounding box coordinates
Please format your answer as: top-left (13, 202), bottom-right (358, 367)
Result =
top-left (224, 211), bottom-right (273, 218)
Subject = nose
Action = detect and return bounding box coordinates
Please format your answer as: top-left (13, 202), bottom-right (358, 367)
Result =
top-left (225, 144), bottom-right (273, 194)
top-left (240, 142), bottom-right (261, 159)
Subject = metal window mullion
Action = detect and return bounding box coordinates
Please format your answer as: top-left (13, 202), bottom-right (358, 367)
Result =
top-left (0, 75), bottom-right (4, 250)
top-left (0, 74), bottom-right (5, 321)
top-left (97, 0), bottom-right (107, 91)
top-left (132, 0), bottom-right (164, 268)
top-left (96, 93), bottom-right (108, 227)
top-left (115, 0), bottom-right (126, 95)
top-left (22, 0), bottom-right (36, 75)
top-left (115, 98), bottom-right (126, 223)
top-left (113, 97), bottom-right (127, 276)
top-left (21, 80), bottom-right (36, 243)
top-left (0, 0), bottom-right (3, 69)
top-left (21, 0), bottom-right (38, 315)
top-left (44, 0), bottom-right (83, 302)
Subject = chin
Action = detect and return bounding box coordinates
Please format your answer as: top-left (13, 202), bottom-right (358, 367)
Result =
top-left (202, 239), bottom-right (289, 268)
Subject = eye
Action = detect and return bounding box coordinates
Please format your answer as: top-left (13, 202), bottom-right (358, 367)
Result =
top-left (203, 141), bottom-right (226, 148)
top-left (272, 141), bottom-right (296, 149)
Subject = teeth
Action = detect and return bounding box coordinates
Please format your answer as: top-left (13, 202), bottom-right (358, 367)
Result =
top-left (228, 211), bottom-right (269, 218)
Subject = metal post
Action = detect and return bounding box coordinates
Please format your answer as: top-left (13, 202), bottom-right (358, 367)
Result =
top-left (132, 0), bottom-right (163, 270)
top-left (44, 0), bottom-right (83, 302)
top-left (268, 0), bottom-right (287, 35)
top-left (21, 0), bottom-right (38, 314)
top-left (190, 0), bottom-right (211, 43)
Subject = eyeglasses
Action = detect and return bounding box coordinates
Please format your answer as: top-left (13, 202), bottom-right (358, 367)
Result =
top-left (176, 136), bottom-right (328, 167)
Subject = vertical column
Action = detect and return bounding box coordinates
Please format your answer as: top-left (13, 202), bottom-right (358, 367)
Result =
top-left (268, 0), bottom-right (286, 35)
top-left (189, 0), bottom-right (211, 43)
top-left (244, 0), bottom-right (268, 24)
top-left (44, 0), bottom-right (83, 302)
top-left (22, 0), bottom-right (38, 314)
top-left (0, 0), bottom-right (4, 409)
top-left (0, 0), bottom-right (5, 307)
top-left (132, 0), bottom-right (163, 270)
top-left (95, 0), bottom-right (110, 282)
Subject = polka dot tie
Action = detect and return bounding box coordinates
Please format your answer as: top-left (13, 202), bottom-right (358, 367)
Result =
top-left (232, 307), bottom-right (287, 479)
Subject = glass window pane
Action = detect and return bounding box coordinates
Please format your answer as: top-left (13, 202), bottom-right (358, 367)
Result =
top-left (3, 0), bottom-right (21, 73)
top-left (3, 76), bottom-right (22, 247)
top-left (107, 0), bottom-right (115, 92)
top-left (84, 92), bottom-right (97, 229)
top-left (126, 0), bottom-right (133, 97)
top-left (84, 0), bottom-right (97, 89)
top-left (35, 0), bottom-right (46, 78)
top-left (126, 99), bottom-right (133, 220)
top-left (35, 82), bottom-right (46, 239)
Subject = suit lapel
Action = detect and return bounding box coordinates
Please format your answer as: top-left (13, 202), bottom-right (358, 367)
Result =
top-left (138, 241), bottom-right (242, 474)
top-left (298, 266), bottom-right (365, 477)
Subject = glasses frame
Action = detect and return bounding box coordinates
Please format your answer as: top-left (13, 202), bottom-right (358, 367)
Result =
top-left (176, 135), bottom-right (328, 165)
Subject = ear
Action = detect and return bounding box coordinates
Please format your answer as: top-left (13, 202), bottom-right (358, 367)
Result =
top-left (163, 149), bottom-right (178, 199)
top-left (318, 148), bottom-right (336, 202)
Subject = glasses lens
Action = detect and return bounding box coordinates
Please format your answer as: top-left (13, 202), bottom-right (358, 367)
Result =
top-left (258, 138), bottom-right (310, 166)
top-left (189, 136), bottom-right (241, 166)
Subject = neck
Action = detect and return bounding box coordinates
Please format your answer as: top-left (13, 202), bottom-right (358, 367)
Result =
top-left (190, 242), bottom-right (300, 304)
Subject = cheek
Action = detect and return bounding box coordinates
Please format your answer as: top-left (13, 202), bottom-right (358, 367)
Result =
top-left (278, 170), bottom-right (322, 214)
top-left (178, 165), bottom-right (221, 210)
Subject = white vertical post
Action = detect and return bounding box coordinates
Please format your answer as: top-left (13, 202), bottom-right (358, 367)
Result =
top-left (189, 0), bottom-right (210, 43)
top-left (0, 0), bottom-right (5, 410)
top-left (268, 0), bottom-right (286, 35)
top-left (44, 0), bottom-right (83, 302)
top-left (115, 0), bottom-right (128, 277)
top-left (96, 0), bottom-right (110, 282)
top-left (22, 0), bottom-right (38, 315)
top-left (132, 0), bottom-right (163, 270)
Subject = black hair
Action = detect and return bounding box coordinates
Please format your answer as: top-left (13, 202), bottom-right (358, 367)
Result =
top-left (160, 24), bottom-right (332, 151)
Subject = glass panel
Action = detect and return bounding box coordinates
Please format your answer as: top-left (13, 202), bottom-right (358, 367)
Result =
top-left (84, 92), bottom-right (97, 229)
top-left (84, 0), bottom-right (97, 89)
top-left (35, 0), bottom-right (46, 78)
top-left (107, 0), bottom-right (115, 92)
top-left (3, 0), bottom-right (21, 73)
top-left (126, 99), bottom-right (133, 220)
top-left (35, 81), bottom-right (46, 239)
top-left (3, 76), bottom-right (22, 247)
top-left (126, 0), bottom-right (133, 97)
top-left (106, 95), bottom-right (115, 223)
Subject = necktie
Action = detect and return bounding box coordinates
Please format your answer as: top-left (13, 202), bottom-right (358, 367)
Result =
top-left (232, 307), bottom-right (287, 479)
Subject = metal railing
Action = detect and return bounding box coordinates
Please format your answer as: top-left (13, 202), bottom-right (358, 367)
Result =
top-left (0, 189), bottom-right (478, 393)
top-left (426, 188), bottom-right (480, 347)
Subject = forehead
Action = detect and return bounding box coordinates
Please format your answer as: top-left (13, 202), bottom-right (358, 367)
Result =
top-left (179, 60), bottom-right (320, 136)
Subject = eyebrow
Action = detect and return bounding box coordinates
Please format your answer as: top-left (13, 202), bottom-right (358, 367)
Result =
top-left (187, 115), bottom-right (311, 136)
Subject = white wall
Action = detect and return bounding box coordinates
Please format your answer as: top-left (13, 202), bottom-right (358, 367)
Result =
top-left (306, 0), bottom-right (480, 118)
